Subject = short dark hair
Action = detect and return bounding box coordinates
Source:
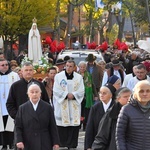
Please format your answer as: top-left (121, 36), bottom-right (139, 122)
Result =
top-left (49, 66), bottom-right (57, 72)
top-left (137, 63), bottom-right (146, 70)
top-left (66, 60), bottom-right (76, 66)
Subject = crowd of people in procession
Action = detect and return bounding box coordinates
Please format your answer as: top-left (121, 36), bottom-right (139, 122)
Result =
top-left (1, 41), bottom-right (150, 150)
top-left (1, 21), bottom-right (150, 150)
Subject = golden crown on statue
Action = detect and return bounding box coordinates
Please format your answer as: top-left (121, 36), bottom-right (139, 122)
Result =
top-left (32, 17), bottom-right (37, 23)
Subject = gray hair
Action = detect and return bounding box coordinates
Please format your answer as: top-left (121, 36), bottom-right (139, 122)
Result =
top-left (27, 84), bottom-right (41, 94)
top-left (78, 61), bottom-right (87, 67)
top-left (116, 87), bottom-right (131, 100)
top-left (98, 60), bottom-right (106, 65)
top-left (133, 80), bottom-right (150, 95)
top-left (21, 61), bottom-right (33, 68)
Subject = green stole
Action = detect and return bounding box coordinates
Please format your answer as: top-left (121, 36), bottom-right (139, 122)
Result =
top-left (83, 71), bottom-right (94, 108)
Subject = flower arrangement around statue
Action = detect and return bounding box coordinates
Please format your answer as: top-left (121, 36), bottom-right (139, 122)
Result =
top-left (21, 53), bottom-right (52, 75)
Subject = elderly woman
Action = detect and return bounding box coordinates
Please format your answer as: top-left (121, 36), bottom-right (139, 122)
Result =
top-left (78, 61), bottom-right (98, 130)
top-left (84, 84), bottom-right (116, 150)
top-left (15, 84), bottom-right (60, 150)
top-left (116, 80), bottom-right (150, 150)
top-left (92, 87), bottom-right (131, 150)
top-left (98, 60), bottom-right (106, 72)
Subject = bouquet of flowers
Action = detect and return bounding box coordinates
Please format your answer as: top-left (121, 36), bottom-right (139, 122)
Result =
top-left (21, 54), bottom-right (52, 75)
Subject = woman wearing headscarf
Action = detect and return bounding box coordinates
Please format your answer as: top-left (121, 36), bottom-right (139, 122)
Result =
top-left (107, 75), bottom-right (121, 90)
top-left (84, 84), bottom-right (116, 150)
top-left (116, 80), bottom-right (150, 150)
top-left (15, 84), bottom-right (60, 150)
top-left (78, 61), bottom-right (98, 130)
top-left (92, 87), bottom-right (131, 150)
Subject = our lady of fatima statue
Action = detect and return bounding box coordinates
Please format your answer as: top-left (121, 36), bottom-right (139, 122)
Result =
top-left (28, 18), bottom-right (42, 64)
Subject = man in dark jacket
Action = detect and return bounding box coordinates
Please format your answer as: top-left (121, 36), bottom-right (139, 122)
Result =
top-left (86, 54), bottom-right (103, 92)
top-left (92, 87), bottom-right (131, 150)
top-left (6, 62), bottom-right (49, 119)
top-left (125, 51), bottom-right (142, 74)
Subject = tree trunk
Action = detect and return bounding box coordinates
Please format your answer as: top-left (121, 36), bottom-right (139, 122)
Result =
top-left (19, 34), bottom-right (28, 52)
top-left (99, 29), bottom-right (105, 44)
top-left (116, 16), bottom-right (125, 41)
top-left (88, 10), bottom-right (93, 42)
top-left (65, 4), bottom-right (74, 48)
top-left (53, 0), bottom-right (60, 41)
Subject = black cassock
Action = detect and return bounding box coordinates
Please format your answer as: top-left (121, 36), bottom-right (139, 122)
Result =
top-left (6, 78), bottom-right (49, 119)
top-left (15, 100), bottom-right (60, 150)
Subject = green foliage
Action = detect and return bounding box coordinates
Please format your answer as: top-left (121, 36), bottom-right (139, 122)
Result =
top-left (0, 0), bottom-right (57, 40)
top-left (107, 24), bottom-right (119, 44)
top-left (130, 0), bottom-right (148, 24)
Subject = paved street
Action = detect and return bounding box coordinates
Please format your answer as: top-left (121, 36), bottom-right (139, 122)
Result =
top-left (0, 130), bottom-right (85, 150)
top-left (59, 130), bottom-right (85, 150)
top-left (78, 130), bottom-right (85, 149)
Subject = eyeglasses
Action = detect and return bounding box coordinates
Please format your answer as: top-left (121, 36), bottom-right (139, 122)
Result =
top-left (0, 64), bottom-right (8, 67)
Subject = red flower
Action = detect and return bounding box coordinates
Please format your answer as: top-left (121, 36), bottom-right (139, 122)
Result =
top-left (142, 61), bottom-right (150, 72)
top-left (50, 40), bottom-right (57, 53)
top-left (87, 42), bottom-right (97, 49)
top-left (96, 41), bottom-right (108, 51)
top-left (57, 42), bottom-right (65, 52)
top-left (120, 42), bottom-right (128, 51)
top-left (45, 36), bottom-right (52, 46)
top-left (113, 39), bottom-right (121, 49)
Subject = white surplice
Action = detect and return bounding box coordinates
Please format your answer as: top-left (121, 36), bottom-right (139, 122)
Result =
top-left (53, 71), bottom-right (84, 126)
top-left (0, 71), bottom-right (20, 132)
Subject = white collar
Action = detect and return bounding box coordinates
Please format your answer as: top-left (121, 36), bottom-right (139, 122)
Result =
top-left (102, 99), bottom-right (112, 112)
top-left (30, 99), bottom-right (40, 111)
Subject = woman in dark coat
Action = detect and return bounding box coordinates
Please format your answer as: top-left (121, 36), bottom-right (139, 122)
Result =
top-left (116, 80), bottom-right (150, 150)
top-left (92, 87), bottom-right (131, 150)
top-left (15, 84), bottom-right (60, 150)
top-left (84, 84), bottom-right (116, 150)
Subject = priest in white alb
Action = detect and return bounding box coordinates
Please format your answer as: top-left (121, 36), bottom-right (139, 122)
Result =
top-left (0, 58), bottom-right (20, 149)
top-left (53, 60), bottom-right (84, 149)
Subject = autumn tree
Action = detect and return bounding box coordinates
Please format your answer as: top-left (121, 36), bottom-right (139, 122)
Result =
top-left (0, 0), bottom-right (57, 51)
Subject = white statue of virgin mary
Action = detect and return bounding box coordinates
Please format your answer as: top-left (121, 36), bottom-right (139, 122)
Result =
top-left (28, 18), bottom-right (42, 63)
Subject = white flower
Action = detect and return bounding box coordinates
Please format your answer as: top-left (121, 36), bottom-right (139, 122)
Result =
top-left (38, 60), bottom-right (42, 65)
top-left (43, 64), bottom-right (47, 67)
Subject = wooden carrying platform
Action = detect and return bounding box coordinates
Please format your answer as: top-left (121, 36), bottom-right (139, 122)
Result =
top-left (33, 73), bottom-right (47, 80)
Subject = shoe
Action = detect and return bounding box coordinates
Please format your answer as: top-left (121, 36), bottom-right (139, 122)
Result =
top-left (1, 145), bottom-right (7, 150)
top-left (9, 144), bottom-right (14, 149)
